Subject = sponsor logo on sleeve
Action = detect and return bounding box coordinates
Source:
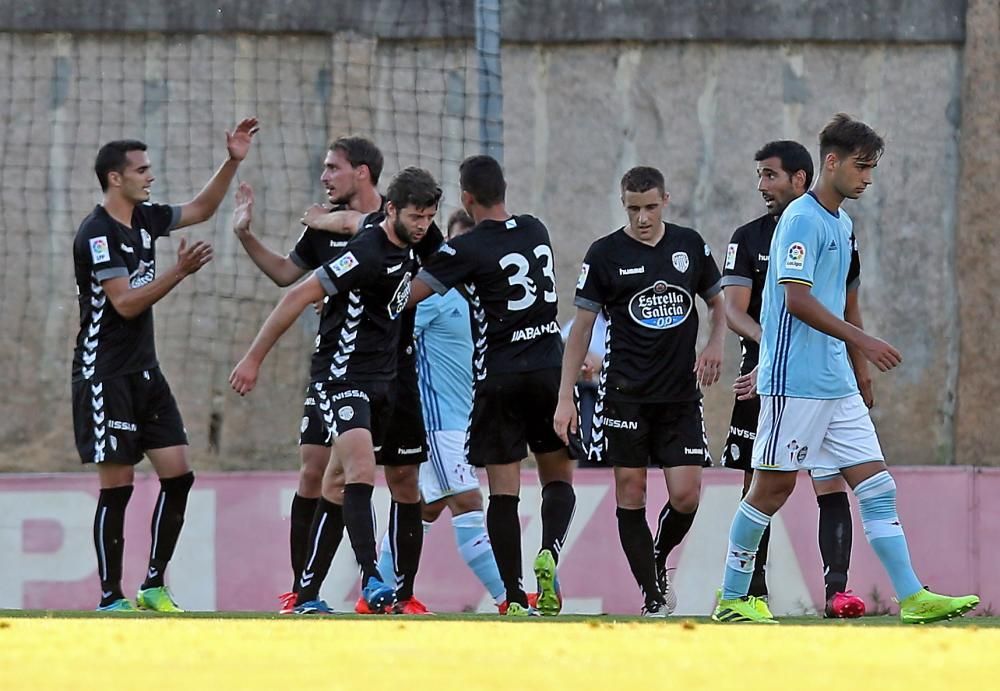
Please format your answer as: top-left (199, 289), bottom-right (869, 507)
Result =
top-left (704, 243), bottom-right (711, 256)
top-left (577, 262), bottom-right (590, 289)
top-left (725, 243), bottom-right (738, 270)
top-left (785, 242), bottom-right (806, 271)
top-left (438, 243), bottom-right (457, 256)
top-left (89, 236), bottom-right (111, 264)
top-left (330, 251), bottom-right (359, 277)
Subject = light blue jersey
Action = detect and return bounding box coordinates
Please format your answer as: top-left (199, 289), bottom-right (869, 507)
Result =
top-left (758, 192), bottom-right (858, 399)
top-left (415, 289), bottom-right (473, 431)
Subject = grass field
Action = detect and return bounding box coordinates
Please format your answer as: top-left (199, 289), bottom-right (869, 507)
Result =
top-left (2, 612), bottom-right (1000, 690)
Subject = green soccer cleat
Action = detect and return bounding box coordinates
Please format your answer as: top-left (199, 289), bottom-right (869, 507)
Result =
top-left (504, 602), bottom-right (540, 617)
top-left (533, 549), bottom-right (561, 616)
top-left (136, 586), bottom-right (185, 613)
top-left (753, 595), bottom-right (773, 619)
top-left (712, 597), bottom-right (777, 624)
top-left (96, 598), bottom-right (137, 612)
top-left (898, 589), bottom-right (979, 624)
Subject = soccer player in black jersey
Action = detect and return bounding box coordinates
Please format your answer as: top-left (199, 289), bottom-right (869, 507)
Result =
top-left (230, 167), bottom-right (441, 615)
top-left (409, 155), bottom-right (576, 617)
top-left (555, 166), bottom-right (726, 617)
top-left (721, 140), bottom-right (864, 618)
top-left (72, 118), bottom-right (259, 612)
top-left (231, 136), bottom-right (387, 612)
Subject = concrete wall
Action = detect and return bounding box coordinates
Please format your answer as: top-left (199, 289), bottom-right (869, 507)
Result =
top-left (0, 0), bottom-right (995, 470)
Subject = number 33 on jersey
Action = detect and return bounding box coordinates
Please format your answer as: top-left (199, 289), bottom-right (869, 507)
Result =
top-left (417, 215), bottom-right (563, 378)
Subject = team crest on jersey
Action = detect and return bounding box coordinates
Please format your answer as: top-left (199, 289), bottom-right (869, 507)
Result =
top-left (577, 262), bottom-right (590, 289)
top-left (725, 243), bottom-right (738, 270)
top-left (129, 259), bottom-right (155, 288)
top-left (388, 271), bottom-right (413, 320)
top-left (785, 242), bottom-right (806, 270)
top-left (141, 229), bottom-right (152, 249)
top-left (89, 236), bottom-right (111, 264)
top-left (671, 251), bottom-right (689, 273)
top-left (338, 406), bottom-right (354, 421)
top-left (330, 251), bottom-right (359, 277)
top-left (628, 280), bottom-right (693, 330)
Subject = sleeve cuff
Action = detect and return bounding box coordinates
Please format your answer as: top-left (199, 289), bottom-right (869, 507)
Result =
top-left (314, 266), bottom-right (339, 296)
top-left (416, 269), bottom-right (448, 296)
top-left (777, 277), bottom-right (814, 287)
top-left (700, 279), bottom-right (722, 300)
top-left (95, 267), bottom-right (129, 282)
top-left (289, 251), bottom-right (310, 270)
top-left (721, 275), bottom-right (753, 289)
top-left (574, 296), bottom-right (602, 313)
top-left (847, 276), bottom-right (861, 291)
top-left (167, 205), bottom-right (182, 232)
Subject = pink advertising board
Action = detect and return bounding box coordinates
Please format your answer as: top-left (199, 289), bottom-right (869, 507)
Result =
top-left (1, 468), bottom-right (995, 615)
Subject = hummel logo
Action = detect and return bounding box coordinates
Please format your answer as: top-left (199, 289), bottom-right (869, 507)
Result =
top-left (147, 567), bottom-right (159, 579)
top-left (102, 590), bottom-right (114, 599)
top-left (386, 262), bottom-right (404, 274)
top-left (120, 244), bottom-right (134, 254)
top-left (619, 266), bottom-right (645, 276)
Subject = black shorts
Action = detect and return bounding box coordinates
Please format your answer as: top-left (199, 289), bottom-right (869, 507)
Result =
top-left (300, 380), bottom-right (394, 451)
top-left (721, 396), bottom-right (760, 471)
top-left (379, 363), bottom-right (428, 467)
top-left (467, 367), bottom-right (567, 467)
top-left (593, 398), bottom-right (711, 468)
top-left (72, 368), bottom-right (188, 465)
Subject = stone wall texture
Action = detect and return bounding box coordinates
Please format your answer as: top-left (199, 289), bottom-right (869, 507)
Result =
top-left (0, 0), bottom-right (995, 470)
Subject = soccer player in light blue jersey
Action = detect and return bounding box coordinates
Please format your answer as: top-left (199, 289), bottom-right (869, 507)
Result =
top-left (713, 114), bottom-right (979, 624)
top-left (376, 209), bottom-right (506, 610)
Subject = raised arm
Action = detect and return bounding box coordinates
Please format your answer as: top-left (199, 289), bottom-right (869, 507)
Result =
top-left (231, 182), bottom-right (307, 287)
top-left (229, 275), bottom-right (326, 395)
top-left (102, 237), bottom-right (212, 319)
top-left (176, 117), bottom-right (259, 228)
top-left (553, 308), bottom-right (599, 443)
top-left (301, 205), bottom-right (365, 235)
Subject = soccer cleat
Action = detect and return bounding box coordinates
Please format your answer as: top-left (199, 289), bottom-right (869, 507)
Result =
top-left (504, 602), bottom-right (540, 617)
top-left (393, 597), bottom-right (433, 615)
top-left (361, 576), bottom-right (396, 614)
top-left (898, 589), bottom-right (979, 624)
top-left (355, 597), bottom-right (385, 614)
top-left (97, 598), bottom-right (137, 612)
top-left (533, 549), bottom-right (562, 616)
top-left (641, 599), bottom-right (669, 618)
top-left (293, 599), bottom-right (334, 615)
top-left (656, 566), bottom-right (678, 615)
top-left (712, 597), bottom-right (777, 623)
top-left (136, 586), bottom-right (184, 613)
top-left (498, 593), bottom-right (538, 615)
top-left (753, 595), bottom-right (774, 619)
top-left (278, 591), bottom-right (297, 615)
top-left (825, 590), bottom-right (866, 619)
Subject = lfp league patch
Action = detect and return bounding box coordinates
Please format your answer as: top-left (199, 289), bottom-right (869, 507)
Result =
top-left (785, 242), bottom-right (806, 271)
top-left (576, 262), bottom-right (590, 290)
top-left (725, 243), bottom-right (738, 270)
top-left (330, 251), bottom-right (359, 277)
top-left (89, 236), bottom-right (111, 264)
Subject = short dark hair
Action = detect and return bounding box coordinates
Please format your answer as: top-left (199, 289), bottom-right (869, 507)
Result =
top-left (330, 136), bottom-right (384, 184)
top-left (819, 113), bottom-right (884, 164)
top-left (386, 167), bottom-right (442, 211)
top-left (754, 140), bottom-right (814, 189)
top-left (446, 208), bottom-right (474, 236)
top-left (95, 140), bottom-right (147, 192)
top-left (620, 166), bottom-right (665, 195)
top-left (459, 155), bottom-right (506, 206)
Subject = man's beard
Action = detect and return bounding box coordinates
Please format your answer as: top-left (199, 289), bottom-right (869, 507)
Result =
top-left (394, 217), bottom-right (417, 245)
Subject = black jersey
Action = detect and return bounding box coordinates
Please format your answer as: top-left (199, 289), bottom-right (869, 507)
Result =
top-left (418, 214), bottom-right (562, 378)
top-left (575, 223), bottom-right (722, 403)
top-left (394, 219), bottom-right (444, 366)
top-left (289, 199), bottom-right (387, 272)
top-left (722, 212), bottom-right (861, 374)
top-left (72, 202), bottom-right (180, 382)
top-left (311, 217), bottom-right (419, 383)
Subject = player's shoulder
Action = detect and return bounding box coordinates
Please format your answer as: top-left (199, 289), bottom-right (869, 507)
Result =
top-left (730, 214), bottom-right (772, 244)
top-left (665, 222), bottom-right (710, 250)
top-left (74, 206), bottom-right (113, 243)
